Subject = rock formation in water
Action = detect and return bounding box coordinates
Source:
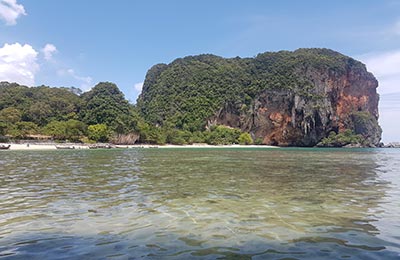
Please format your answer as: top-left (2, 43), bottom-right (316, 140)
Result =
top-left (137, 48), bottom-right (382, 147)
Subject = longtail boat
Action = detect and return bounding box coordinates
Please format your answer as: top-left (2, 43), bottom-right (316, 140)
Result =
top-left (0, 145), bottom-right (11, 150)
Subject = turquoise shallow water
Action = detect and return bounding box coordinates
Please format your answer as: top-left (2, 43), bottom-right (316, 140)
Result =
top-left (0, 148), bottom-right (399, 259)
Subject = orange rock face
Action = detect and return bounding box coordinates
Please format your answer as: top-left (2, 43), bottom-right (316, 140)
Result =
top-left (139, 48), bottom-right (382, 147)
top-left (210, 62), bottom-right (381, 147)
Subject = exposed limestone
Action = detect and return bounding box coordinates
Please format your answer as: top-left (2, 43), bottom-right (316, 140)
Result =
top-left (139, 48), bottom-right (382, 147)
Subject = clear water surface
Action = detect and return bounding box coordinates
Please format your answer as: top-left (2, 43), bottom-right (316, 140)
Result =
top-left (0, 148), bottom-right (399, 259)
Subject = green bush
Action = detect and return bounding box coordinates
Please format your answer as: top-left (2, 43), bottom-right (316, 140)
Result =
top-left (254, 137), bottom-right (264, 145)
top-left (207, 125), bottom-right (241, 145)
top-left (166, 129), bottom-right (192, 145)
top-left (43, 121), bottom-right (68, 140)
top-left (9, 121), bottom-right (39, 138)
top-left (238, 132), bottom-right (253, 145)
top-left (44, 120), bottom-right (86, 141)
top-left (319, 130), bottom-right (363, 147)
top-left (139, 126), bottom-right (166, 144)
top-left (88, 124), bottom-right (110, 142)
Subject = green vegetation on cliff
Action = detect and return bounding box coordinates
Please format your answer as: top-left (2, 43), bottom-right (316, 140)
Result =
top-left (137, 48), bottom-right (381, 147)
top-left (318, 130), bottom-right (363, 147)
top-left (0, 81), bottom-right (253, 145)
top-left (137, 48), bottom-right (365, 132)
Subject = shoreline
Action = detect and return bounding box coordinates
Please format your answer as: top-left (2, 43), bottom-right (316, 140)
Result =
top-left (4, 143), bottom-right (396, 151)
top-left (159, 144), bottom-right (278, 149)
top-left (1, 143), bottom-right (279, 151)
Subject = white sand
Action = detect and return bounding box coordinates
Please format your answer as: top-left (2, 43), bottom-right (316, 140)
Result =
top-left (2, 143), bottom-right (279, 150)
top-left (156, 144), bottom-right (279, 149)
top-left (6, 144), bottom-right (88, 150)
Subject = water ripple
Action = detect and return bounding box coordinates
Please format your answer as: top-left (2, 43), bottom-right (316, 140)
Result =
top-left (0, 148), bottom-right (400, 259)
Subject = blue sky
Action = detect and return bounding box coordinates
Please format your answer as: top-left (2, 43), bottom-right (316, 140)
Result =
top-left (1, 0), bottom-right (399, 142)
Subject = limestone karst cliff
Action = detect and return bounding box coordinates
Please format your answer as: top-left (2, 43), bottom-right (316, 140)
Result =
top-left (137, 48), bottom-right (382, 146)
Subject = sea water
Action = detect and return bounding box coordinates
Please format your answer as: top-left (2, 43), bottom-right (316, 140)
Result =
top-left (0, 148), bottom-right (399, 259)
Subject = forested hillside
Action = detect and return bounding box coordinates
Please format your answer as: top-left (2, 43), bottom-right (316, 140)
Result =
top-left (0, 81), bottom-right (251, 145)
top-left (0, 82), bottom-right (143, 143)
top-left (1, 48), bottom-right (382, 146)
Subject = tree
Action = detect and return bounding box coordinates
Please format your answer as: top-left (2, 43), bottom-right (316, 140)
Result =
top-left (189, 131), bottom-right (206, 144)
top-left (12, 122), bottom-right (39, 138)
top-left (65, 119), bottom-right (87, 141)
top-left (138, 125), bottom-right (166, 144)
top-left (80, 82), bottom-right (132, 131)
top-left (0, 107), bottom-right (22, 124)
top-left (0, 122), bottom-right (6, 136)
top-left (88, 124), bottom-right (110, 142)
top-left (0, 81), bottom-right (146, 142)
top-left (318, 130), bottom-right (363, 147)
top-left (0, 83), bottom-right (82, 127)
top-left (238, 132), bottom-right (253, 145)
top-left (26, 102), bottom-right (52, 125)
top-left (207, 125), bottom-right (241, 145)
top-left (43, 121), bottom-right (67, 140)
top-left (165, 129), bottom-right (192, 145)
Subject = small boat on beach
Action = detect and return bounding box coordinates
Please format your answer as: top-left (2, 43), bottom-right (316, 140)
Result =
top-left (55, 145), bottom-right (75, 149)
top-left (0, 144), bottom-right (11, 150)
top-left (89, 144), bottom-right (113, 149)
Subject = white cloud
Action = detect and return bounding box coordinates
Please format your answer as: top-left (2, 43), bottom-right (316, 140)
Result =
top-left (0, 0), bottom-right (26, 25)
top-left (379, 93), bottom-right (400, 143)
top-left (359, 50), bottom-right (400, 142)
top-left (358, 49), bottom-right (400, 95)
top-left (0, 42), bottom-right (39, 86)
top-left (388, 19), bottom-right (400, 36)
top-left (57, 68), bottom-right (93, 91)
top-left (42, 43), bottom-right (57, 61)
top-left (395, 21), bottom-right (400, 35)
top-left (134, 82), bottom-right (143, 92)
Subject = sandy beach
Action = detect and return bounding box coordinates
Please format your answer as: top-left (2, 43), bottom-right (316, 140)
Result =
top-left (1, 143), bottom-right (279, 150)
top-left (4, 144), bottom-right (87, 150)
top-left (159, 144), bottom-right (279, 149)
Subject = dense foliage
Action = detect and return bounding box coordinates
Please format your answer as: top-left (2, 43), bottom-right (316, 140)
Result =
top-left (80, 82), bottom-right (137, 134)
top-left (0, 81), bottom-right (253, 145)
top-left (137, 48), bottom-right (366, 132)
top-left (0, 82), bottom-right (82, 126)
top-left (0, 81), bottom-right (143, 143)
top-left (316, 111), bottom-right (382, 147)
top-left (317, 130), bottom-right (364, 147)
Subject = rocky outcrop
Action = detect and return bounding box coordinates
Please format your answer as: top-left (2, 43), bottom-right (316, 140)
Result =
top-left (138, 48), bottom-right (382, 147)
top-left (209, 61), bottom-right (381, 146)
top-left (384, 142), bottom-right (400, 148)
